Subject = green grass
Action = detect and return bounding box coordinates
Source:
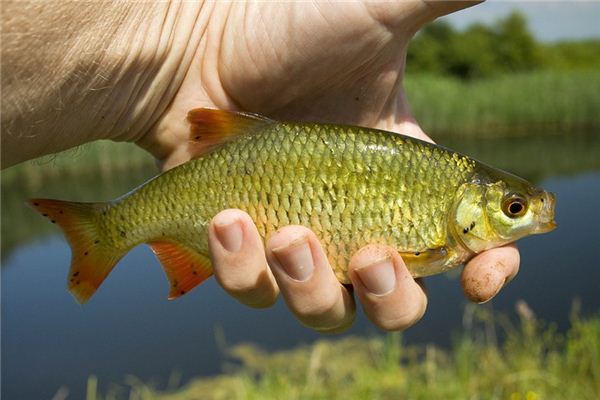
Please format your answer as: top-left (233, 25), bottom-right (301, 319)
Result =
top-left (91, 305), bottom-right (600, 400)
top-left (405, 70), bottom-right (600, 137)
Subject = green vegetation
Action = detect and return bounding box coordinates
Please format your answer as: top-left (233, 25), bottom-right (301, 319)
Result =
top-left (405, 70), bottom-right (600, 137)
top-left (407, 12), bottom-right (600, 79)
top-left (403, 11), bottom-right (600, 137)
top-left (1, 141), bottom-right (155, 258)
top-left (89, 304), bottom-right (600, 400)
top-left (0, 140), bottom-right (154, 190)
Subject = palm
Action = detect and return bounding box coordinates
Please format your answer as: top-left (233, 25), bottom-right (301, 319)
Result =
top-left (222, 2), bottom-right (479, 131)
top-left (218, 2), bottom-right (417, 129)
top-left (148, 1), bottom-right (469, 169)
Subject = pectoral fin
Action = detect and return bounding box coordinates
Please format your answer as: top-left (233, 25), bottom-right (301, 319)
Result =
top-left (400, 247), bottom-right (452, 278)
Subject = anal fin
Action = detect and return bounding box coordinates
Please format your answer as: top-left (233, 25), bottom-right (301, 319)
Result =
top-left (148, 241), bottom-right (213, 299)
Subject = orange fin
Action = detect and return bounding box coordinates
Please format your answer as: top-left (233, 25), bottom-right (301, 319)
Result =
top-left (28, 199), bottom-right (125, 304)
top-left (148, 241), bottom-right (213, 299)
top-left (187, 108), bottom-right (274, 158)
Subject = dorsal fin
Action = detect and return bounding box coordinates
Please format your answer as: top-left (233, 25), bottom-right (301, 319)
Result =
top-left (187, 108), bottom-right (274, 158)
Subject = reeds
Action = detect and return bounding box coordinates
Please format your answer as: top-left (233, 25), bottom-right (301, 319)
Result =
top-left (405, 70), bottom-right (600, 137)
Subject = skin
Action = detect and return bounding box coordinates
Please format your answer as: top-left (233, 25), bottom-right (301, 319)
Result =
top-left (1, 1), bottom-right (519, 332)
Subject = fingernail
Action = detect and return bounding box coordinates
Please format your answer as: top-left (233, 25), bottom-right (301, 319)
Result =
top-left (354, 257), bottom-right (396, 296)
top-left (214, 218), bottom-right (243, 252)
top-left (272, 236), bottom-right (314, 282)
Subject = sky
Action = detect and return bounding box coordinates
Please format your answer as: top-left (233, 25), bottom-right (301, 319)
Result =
top-left (441, 1), bottom-right (600, 42)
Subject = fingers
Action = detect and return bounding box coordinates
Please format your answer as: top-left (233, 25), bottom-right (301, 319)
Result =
top-left (348, 245), bottom-right (427, 332)
top-left (461, 244), bottom-right (520, 304)
top-left (211, 213), bottom-right (355, 332)
top-left (266, 226), bottom-right (356, 333)
top-left (210, 209), bottom-right (516, 332)
top-left (208, 209), bottom-right (279, 308)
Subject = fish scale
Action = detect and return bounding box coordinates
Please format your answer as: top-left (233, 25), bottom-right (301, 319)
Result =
top-left (29, 108), bottom-right (556, 303)
top-left (105, 121), bottom-right (475, 284)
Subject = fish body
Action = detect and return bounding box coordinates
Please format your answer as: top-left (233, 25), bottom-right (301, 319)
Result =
top-left (29, 109), bottom-right (556, 303)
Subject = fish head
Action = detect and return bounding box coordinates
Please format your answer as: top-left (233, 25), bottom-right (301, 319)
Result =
top-left (452, 172), bottom-right (556, 254)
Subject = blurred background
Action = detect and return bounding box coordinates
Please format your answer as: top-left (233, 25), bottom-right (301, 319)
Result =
top-left (2, 2), bottom-right (600, 399)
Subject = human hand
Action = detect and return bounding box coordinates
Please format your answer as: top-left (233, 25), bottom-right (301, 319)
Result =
top-left (167, 1), bottom-right (517, 332)
top-left (2, 1), bottom-right (518, 332)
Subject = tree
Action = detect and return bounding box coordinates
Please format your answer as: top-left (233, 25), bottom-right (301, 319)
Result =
top-left (494, 11), bottom-right (541, 73)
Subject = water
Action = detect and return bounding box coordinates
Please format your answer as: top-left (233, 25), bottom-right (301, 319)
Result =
top-left (2, 134), bottom-right (600, 399)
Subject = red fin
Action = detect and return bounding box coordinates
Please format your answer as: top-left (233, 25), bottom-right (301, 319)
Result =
top-left (148, 241), bottom-right (213, 299)
top-left (187, 108), bottom-right (273, 158)
top-left (28, 199), bottom-right (124, 304)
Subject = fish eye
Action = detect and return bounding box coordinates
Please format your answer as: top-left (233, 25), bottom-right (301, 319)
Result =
top-left (502, 195), bottom-right (528, 218)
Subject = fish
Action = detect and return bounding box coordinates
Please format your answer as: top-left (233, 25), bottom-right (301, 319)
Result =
top-left (28, 108), bottom-right (557, 304)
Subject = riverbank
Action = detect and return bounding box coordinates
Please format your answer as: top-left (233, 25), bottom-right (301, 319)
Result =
top-left (92, 305), bottom-right (600, 399)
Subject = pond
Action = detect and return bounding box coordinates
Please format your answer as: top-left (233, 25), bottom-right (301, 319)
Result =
top-left (2, 133), bottom-right (599, 399)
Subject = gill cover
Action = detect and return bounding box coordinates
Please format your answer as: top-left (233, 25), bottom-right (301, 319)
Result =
top-left (452, 182), bottom-right (502, 254)
top-left (451, 178), bottom-right (557, 255)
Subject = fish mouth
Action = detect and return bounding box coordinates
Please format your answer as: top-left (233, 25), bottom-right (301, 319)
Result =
top-left (533, 191), bottom-right (557, 234)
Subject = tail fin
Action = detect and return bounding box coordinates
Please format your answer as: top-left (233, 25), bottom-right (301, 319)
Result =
top-left (28, 199), bottom-right (125, 304)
